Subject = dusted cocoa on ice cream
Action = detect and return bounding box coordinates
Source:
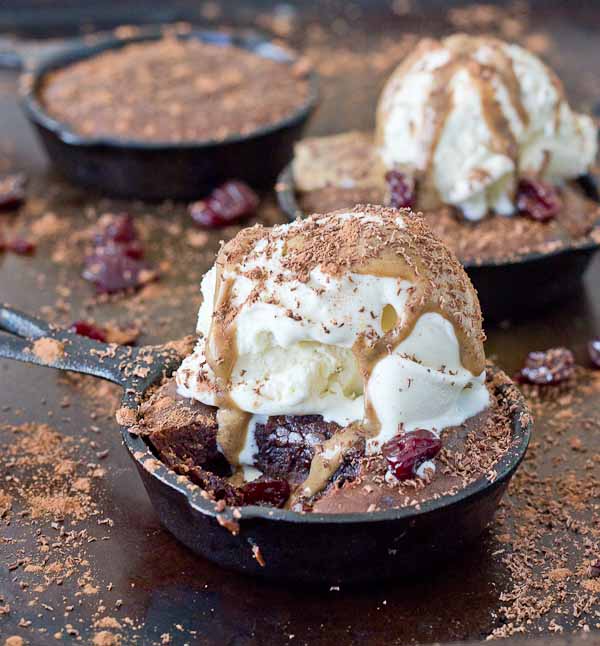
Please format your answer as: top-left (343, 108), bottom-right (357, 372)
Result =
top-left (134, 205), bottom-right (521, 512)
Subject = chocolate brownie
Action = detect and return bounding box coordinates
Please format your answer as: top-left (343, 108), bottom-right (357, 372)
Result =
top-left (135, 367), bottom-right (521, 513)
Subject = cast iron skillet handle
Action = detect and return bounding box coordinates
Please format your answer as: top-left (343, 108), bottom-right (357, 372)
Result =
top-left (0, 305), bottom-right (181, 397)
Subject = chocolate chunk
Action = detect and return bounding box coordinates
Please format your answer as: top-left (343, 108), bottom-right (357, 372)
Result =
top-left (185, 465), bottom-right (241, 504)
top-left (254, 415), bottom-right (341, 484)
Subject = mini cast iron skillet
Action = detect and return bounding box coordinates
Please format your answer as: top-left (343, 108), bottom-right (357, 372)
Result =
top-left (276, 165), bottom-right (600, 323)
top-left (0, 305), bottom-right (531, 584)
top-left (20, 28), bottom-right (318, 200)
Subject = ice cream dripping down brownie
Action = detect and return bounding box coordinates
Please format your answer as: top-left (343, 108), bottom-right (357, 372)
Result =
top-left (291, 34), bottom-right (599, 264)
top-left (136, 206), bottom-right (521, 513)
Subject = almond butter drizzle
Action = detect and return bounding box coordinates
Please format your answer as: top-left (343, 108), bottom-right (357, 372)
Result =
top-left (290, 254), bottom-right (484, 504)
top-left (203, 207), bottom-right (486, 504)
top-left (376, 34), bottom-right (571, 211)
top-left (204, 264), bottom-right (250, 466)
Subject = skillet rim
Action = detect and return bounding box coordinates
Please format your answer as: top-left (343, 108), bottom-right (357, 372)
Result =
top-left (19, 26), bottom-right (319, 152)
top-left (119, 363), bottom-right (532, 526)
top-left (274, 162), bottom-right (600, 270)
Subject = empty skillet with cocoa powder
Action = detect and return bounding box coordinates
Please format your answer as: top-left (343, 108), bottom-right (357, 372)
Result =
top-left (20, 27), bottom-right (318, 200)
top-left (0, 304), bottom-right (531, 584)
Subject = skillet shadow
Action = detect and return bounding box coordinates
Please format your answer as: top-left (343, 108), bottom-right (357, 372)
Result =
top-left (124, 519), bottom-right (509, 646)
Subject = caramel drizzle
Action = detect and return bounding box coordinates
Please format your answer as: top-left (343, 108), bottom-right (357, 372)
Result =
top-left (205, 264), bottom-right (250, 466)
top-left (290, 255), bottom-right (483, 505)
top-left (203, 226), bottom-right (268, 468)
top-left (377, 35), bottom-right (553, 210)
top-left (204, 211), bottom-right (485, 504)
top-left (422, 37), bottom-right (531, 207)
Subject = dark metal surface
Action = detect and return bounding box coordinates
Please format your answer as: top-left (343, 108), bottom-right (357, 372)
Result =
top-left (0, 305), bottom-right (532, 584)
top-left (21, 27), bottom-right (318, 199)
top-left (0, 305), bottom-right (168, 388)
top-left (276, 164), bottom-right (600, 322)
top-left (1, 1), bottom-right (600, 644)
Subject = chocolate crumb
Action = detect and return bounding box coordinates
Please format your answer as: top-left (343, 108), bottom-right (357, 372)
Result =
top-left (115, 406), bottom-right (137, 427)
top-left (251, 544), bottom-right (266, 567)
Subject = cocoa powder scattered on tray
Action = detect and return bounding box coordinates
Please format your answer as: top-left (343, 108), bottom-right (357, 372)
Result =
top-left (487, 367), bottom-right (600, 638)
top-left (1, 422), bottom-right (97, 521)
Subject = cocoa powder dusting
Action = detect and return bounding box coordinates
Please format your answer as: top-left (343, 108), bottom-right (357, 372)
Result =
top-left (1, 3), bottom-right (599, 644)
top-left (1, 422), bottom-right (97, 520)
top-left (31, 338), bottom-right (64, 364)
top-left (487, 367), bottom-right (600, 637)
top-left (41, 37), bottom-right (312, 144)
top-left (0, 418), bottom-right (126, 642)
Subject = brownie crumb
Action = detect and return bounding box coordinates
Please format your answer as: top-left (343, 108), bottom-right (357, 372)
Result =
top-left (4, 636), bottom-right (26, 646)
top-left (115, 406), bottom-right (137, 427)
top-left (0, 490), bottom-right (12, 518)
top-left (0, 173), bottom-right (26, 211)
top-left (92, 631), bottom-right (121, 646)
top-left (251, 544), bottom-right (266, 567)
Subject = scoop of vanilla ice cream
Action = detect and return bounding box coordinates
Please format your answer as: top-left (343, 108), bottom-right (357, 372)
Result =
top-left (176, 208), bottom-right (489, 468)
top-left (376, 34), bottom-right (597, 221)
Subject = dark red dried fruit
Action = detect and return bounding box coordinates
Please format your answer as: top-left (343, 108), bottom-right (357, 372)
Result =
top-left (516, 178), bottom-right (561, 222)
top-left (95, 215), bottom-right (144, 259)
top-left (83, 246), bottom-right (156, 294)
top-left (240, 478), bottom-right (290, 508)
top-left (588, 338), bottom-right (600, 369)
top-left (382, 429), bottom-right (442, 481)
top-left (83, 214), bottom-right (156, 293)
top-left (386, 170), bottom-right (415, 209)
top-left (7, 238), bottom-right (36, 256)
top-left (69, 320), bottom-right (108, 343)
top-left (122, 240), bottom-right (145, 260)
top-left (0, 173), bottom-right (27, 211)
top-left (97, 213), bottom-right (137, 244)
top-left (189, 180), bottom-right (259, 228)
top-left (516, 347), bottom-right (575, 385)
